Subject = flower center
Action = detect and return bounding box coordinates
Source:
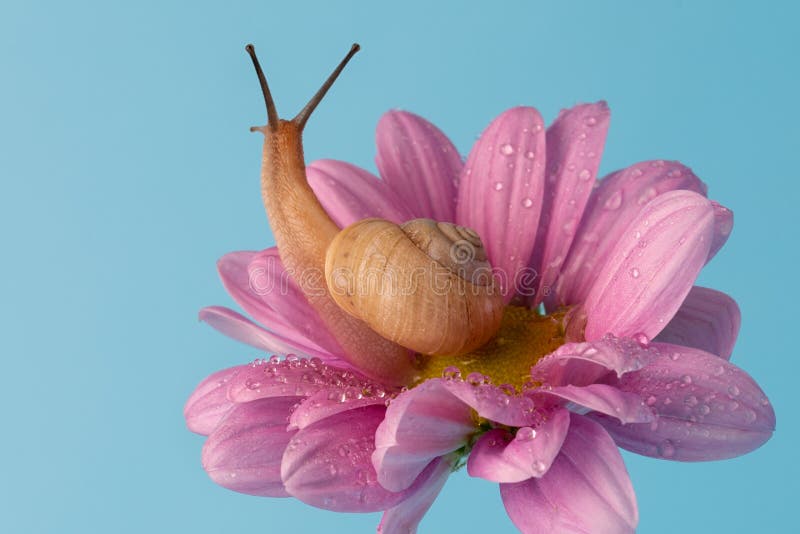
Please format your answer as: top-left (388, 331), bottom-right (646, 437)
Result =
top-left (412, 306), bottom-right (567, 391)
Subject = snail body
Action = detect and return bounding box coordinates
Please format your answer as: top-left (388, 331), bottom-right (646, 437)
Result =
top-left (245, 44), bottom-right (503, 385)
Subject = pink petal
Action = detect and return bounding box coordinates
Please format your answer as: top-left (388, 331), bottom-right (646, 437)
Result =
top-left (289, 388), bottom-right (388, 430)
top-left (590, 342), bottom-right (775, 461)
top-left (217, 250), bottom-right (331, 352)
top-left (467, 408), bottom-right (570, 483)
top-left (245, 248), bottom-right (345, 357)
top-left (583, 190), bottom-right (715, 341)
top-left (438, 379), bottom-right (540, 427)
top-left (654, 286), bottom-right (740, 359)
top-left (528, 102), bottom-right (610, 306)
top-left (227, 356), bottom-right (378, 404)
top-left (456, 107), bottom-right (546, 301)
top-left (378, 455), bottom-right (454, 534)
top-left (375, 110), bottom-right (462, 222)
top-left (373, 379), bottom-right (475, 492)
top-left (307, 159), bottom-right (415, 228)
top-left (281, 404), bottom-right (407, 512)
top-left (707, 201), bottom-right (733, 263)
top-left (532, 336), bottom-right (657, 387)
top-left (184, 366), bottom-right (242, 435)
top-left (533, 384), bottom-right (654, 424)
top-left (556, 160), bottom-right (707, 307)
top-left (201, 397), bottom-right (300, 497)
top-left (501, 414), bottom-right (638, 534)
top-left (198, 306), bottom-right (332, 359)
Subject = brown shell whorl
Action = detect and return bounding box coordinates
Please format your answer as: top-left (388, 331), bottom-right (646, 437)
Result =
top-left (325, 218), bottom-right (504, 356)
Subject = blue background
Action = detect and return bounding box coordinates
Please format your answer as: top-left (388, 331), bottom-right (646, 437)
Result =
top-left (2, 1), bottom-right (797, 532)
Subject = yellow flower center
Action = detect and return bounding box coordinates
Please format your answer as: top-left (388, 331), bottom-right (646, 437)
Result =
top-left (412, 306), bottom-right (567, 391)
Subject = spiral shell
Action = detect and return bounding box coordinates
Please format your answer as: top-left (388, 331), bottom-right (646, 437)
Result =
top-left (324, 218), bottom-right (504, 356)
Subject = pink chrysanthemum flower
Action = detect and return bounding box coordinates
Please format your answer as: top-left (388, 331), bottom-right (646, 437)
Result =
top-left (185, 103), bottom-right (774, 533)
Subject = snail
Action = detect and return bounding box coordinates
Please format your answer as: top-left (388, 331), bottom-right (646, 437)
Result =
top-left (245, 44), bottom-right (504, 386)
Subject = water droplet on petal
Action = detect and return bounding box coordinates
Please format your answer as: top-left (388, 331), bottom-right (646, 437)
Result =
top-left (245, 379), bottom-right (262, 390)
top-left (500, 143), bottom-right (514, 156)
top-left (728, 385), bottom-right (740, 397)
top-left (658, 440), bottom-right (676, 458)
top-left (603, 191), bottom-right (623, 210)
top-left (516, 427), bottom-right (536, 441)
top-left (494, 182), bottom-right (504, 191)
top-left (578, 169), bottom-right (592, 181)
top-left (646, 395), bottom-right (657, 406)
top-left (638, 187), bottom-right (658, 206)
top-left (681, 375), bottom-right (693, 385)
top-left (442, 366), bottom-right (461, 380)
top-left (522, 197), bottom-right (533, 208)
top-left (630, 267), bottom-right (641, 278)
top-left (584, 116), bottom-right (598, 126)
top-left (525, 151), bottom-right (535, 160)
top-left (467, 372), bottom-right (487, 386)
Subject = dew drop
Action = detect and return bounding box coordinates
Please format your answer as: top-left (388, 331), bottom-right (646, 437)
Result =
top-left (637, 187), bottom-right (658, 206)
top-left (699, 404), bottom-right (711, 415)
top-left (658, 440), bottom-right (676, 458)
top-left (584, 116), bottom-right (598, 126)
top-left (516, 427), bottom-right (536, 441)
top-left (442, 366), bottom-right (461, 380)
top-left (578, 169), bottom-right (592, 181)
top-left (728, 385), bottom-right (740, 397)
top-left (522, 197), bottom-right (533, 208)
top-left (603, 191), bottom-right (623, 210)
top-left (494, 182), bottom-right (504, 191)
top-left (646, 395), bottom-right (657, 406)
top-left (630, 267), bottom-right (641, 279)
top-left (681, 374), bottom-right (693, 385)
top-left (525, 151), bottom-right (535, 160)
top-left (633, 332), bottom-right (649, 345)
top-left (532, 460), bottom-right (547, 474)
top-left (467, 372), bottom-right (487, 386)
top-left (245, 379), bottom-right (262, 390)
top-left (500, 143), bottom-right (514, 156)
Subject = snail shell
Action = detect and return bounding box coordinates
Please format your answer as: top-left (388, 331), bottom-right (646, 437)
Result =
top-left (325, 218), bottom-right (504, 356)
